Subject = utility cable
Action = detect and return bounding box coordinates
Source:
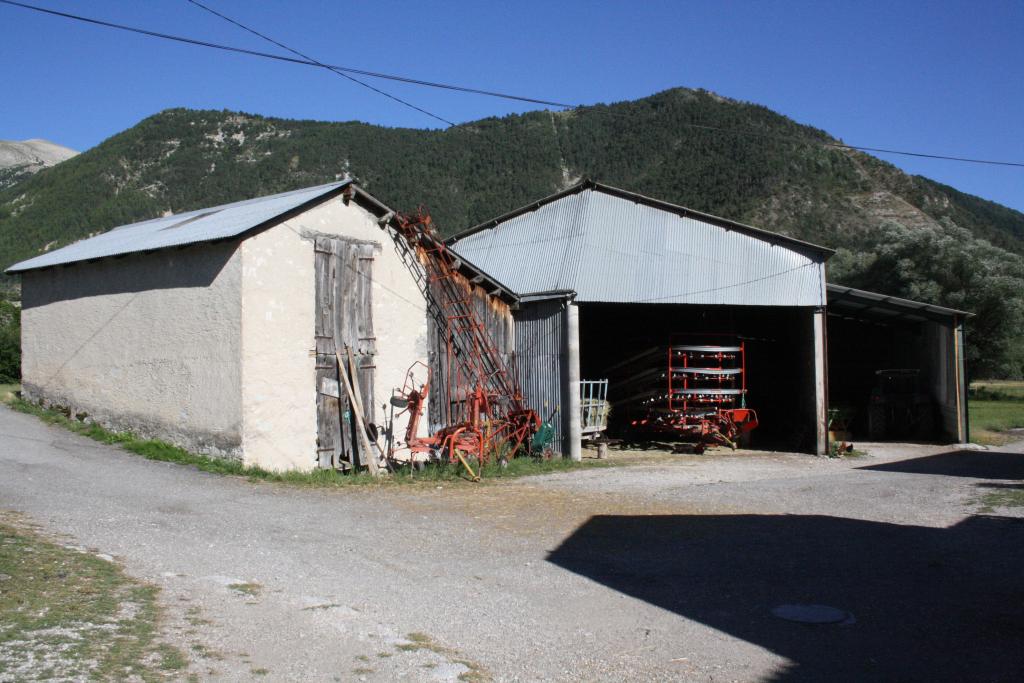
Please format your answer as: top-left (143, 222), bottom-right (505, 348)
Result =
top-left (2, 0), bottom-right (1023, 167)
top-left (0, 0), bottom-right (453, 126)
top-left (182, 0), bottom-right (453, 126)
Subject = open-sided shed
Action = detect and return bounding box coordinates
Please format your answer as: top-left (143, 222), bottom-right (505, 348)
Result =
top-left (450, 180), bottom-right (968, 456)
top-left (826, 284), bottom-right (969, 443)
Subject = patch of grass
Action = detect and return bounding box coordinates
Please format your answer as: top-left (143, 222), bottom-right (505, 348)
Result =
top-left (189, 643), bottom-right (223, 660)
top-left (972, 430), bottom-right (1012, 447)
top-left (0, 514), bottom-right (188, 681)
top-left (828, 441), bottom-right (868, 458)
top-left (393, 632), bottom-right (490, 681)
top-left (250, 667), bottom-right (269, 676)
top-left (7, 397), bottom-right (615, 486)
top-left (227, 582), bottom-right (262, 597)
top-left (302, 602), bottom-right (341, 611)
top-left (0, 383), bottom-right (18, 402)
top-left (970, 399), bottom-right (1024, 444)
top-left (978, 485), bottom-right (1024, 511)
top-left (396, 631), bottom-right (444, 654)
top-left (184, 606), bottom-right (212, 627)
top-left (458, 668), bottom-right (490, 683)
top-left (157, 643), bottom-right (188, 671)
top-left (483, 454), bottom-right (614, 478)
top-left (353, 667), bottom-right (375, 675)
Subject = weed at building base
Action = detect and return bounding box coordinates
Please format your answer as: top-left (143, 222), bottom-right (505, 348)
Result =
top-left (6, 397), bottom-right (613, 487)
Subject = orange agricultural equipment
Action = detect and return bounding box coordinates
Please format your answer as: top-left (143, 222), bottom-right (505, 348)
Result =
top-left (609, 336), bottom-right (758, 453)
top-left (387, 210), bottom-right (541, 477)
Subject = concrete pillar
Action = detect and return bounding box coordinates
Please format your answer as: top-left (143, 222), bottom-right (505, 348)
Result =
top-left (955, 317), bottom-right (969, 443)
top-left (565, 302), bottom-right (582, 461)
top-left (813, 307), bottom-right (828, 455)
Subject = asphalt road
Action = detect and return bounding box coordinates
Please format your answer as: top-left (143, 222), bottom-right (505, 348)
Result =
top-left (2, 405), bottom-right (1023, 682)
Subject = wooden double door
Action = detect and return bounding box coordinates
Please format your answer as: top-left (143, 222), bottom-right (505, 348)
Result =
top-left (314, 236), bottom-right (376, 469)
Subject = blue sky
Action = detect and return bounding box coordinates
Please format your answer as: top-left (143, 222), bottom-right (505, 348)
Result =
top-left (1, 0), bottom-right (1022, 211)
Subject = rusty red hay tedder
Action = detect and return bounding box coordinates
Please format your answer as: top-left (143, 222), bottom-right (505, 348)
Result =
top-left (388, 210), bottom-right (541, 479)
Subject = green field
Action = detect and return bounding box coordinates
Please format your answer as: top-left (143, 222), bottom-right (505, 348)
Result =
top-left (971, 380), bottom-right (1024, 401)
top-left (969, 380), bottom-right (1024, 445)
top-left (971, 400), bottom-right (1024, 432)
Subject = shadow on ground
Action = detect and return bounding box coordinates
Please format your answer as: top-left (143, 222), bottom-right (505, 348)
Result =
top-left (857, 449), bottom-right (1024, 479)
top-left (547, 513), bottom-right (1024, 681)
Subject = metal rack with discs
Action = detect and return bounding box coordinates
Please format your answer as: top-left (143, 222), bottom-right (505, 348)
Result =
top-left (604, 336), bottom-right (758, 451)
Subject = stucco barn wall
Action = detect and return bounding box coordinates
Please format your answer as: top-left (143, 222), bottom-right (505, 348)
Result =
top-left (20, 243), bottom-right (244, 457)
top-left (240, 197), bottom-right (428, 471)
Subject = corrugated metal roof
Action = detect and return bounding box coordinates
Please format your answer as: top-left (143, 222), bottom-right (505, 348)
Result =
top-left (827, 284), bottom-right (971, 322)
top-left (449, 182), bottom-right (829, 307)
top-left (7, 181), bottom-right (357, 273)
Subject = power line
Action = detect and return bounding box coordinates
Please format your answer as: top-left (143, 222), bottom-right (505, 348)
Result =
top-left (0, 0), bottom-right (557, 116)
top-left (182, 0), bottom-right (568, 110)
top-left (3, 0), bottom-right (1023, 168)
top-left (182, 0), bottom-right (453, 127)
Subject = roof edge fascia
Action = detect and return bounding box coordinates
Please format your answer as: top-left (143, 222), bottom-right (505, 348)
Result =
top-left (447, 178), bottom-right (834, 260)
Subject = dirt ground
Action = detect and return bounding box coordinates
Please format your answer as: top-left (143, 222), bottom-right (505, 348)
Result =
top-left (2, 405), bottom-right (1023, 681)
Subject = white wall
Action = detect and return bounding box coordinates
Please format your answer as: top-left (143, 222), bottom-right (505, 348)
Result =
top-left (240, 197), bottom-right (428, 471)
top-left (19, 195), bottom-right (429, 472)
top-left (20, 243), bottom-right (244, 457)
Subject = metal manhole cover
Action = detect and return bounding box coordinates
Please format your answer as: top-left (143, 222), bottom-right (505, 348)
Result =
top-left (771, 604), bottom-right (855, 624)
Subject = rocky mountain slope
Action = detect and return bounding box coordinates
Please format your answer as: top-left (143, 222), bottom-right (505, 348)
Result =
top-left (1, 89), bottom-right (1021, 375)
top-left (0, 139), bottom-right (78, 191)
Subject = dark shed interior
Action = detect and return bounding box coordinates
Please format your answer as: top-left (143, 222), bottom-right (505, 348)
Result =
top-left (826, 285), bottom-right (968, 443)
top-left (578, 303), bottom-right (820, 452)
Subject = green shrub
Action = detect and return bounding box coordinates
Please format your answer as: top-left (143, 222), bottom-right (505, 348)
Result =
top-left (0, 299), bottom-right (19, 383)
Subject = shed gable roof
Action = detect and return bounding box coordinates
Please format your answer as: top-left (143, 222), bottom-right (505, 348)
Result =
top-left (448, 181), bottom-right (831, 307)
top-left (7, 180), bottom-right (389, 273)
top-left (826, 283), bottom-right (970, 322)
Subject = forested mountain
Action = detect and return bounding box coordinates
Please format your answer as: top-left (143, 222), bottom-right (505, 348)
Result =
top-left (1, 88), bottom-right (1022, 376)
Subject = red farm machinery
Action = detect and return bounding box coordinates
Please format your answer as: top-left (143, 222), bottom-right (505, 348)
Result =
top-left (607, 336), bottom-right (758, 453)
top-left (385, 210), bottom-right (544, 479)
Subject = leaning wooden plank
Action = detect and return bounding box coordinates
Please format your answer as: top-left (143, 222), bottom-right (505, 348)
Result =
top-left (337, 349), bottom-right (379, 476)
top-left (336, 351), bottom-right (368, 469)
top-left (346, 346), bottom-right (385, 471)
top-left (325, 238), bottom-right (353, 467)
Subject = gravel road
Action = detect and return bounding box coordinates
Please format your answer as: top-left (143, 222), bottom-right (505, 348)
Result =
top-left (2, 405), bottom-right (1022, 682)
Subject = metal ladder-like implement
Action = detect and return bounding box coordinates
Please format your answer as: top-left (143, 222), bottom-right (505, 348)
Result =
top-left (387, 210), bottom-right (537, 464)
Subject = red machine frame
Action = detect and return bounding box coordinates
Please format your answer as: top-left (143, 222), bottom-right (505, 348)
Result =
top-left (621, 335), bottom-right (758, 452)
top-left (386, 211), bottom-right (540, 478)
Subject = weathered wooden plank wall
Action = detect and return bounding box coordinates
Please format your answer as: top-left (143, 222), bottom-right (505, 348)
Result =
top-left (425, 276), bottom-right (515, 433)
